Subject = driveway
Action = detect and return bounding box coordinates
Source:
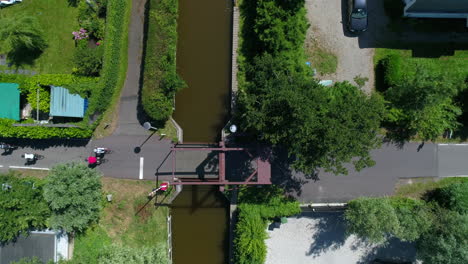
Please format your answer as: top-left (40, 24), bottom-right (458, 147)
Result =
top-left (305, 0), bottom-right (375, 92)
top-left (265, 212), bottom-right (416, 264)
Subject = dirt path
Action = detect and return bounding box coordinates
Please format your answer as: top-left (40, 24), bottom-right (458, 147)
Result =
top-left (305, 0), bottom-right (374, 92)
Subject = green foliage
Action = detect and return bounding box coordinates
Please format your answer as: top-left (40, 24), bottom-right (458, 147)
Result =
top-left (73, 44), bottom-right (104, 77)
top-left (353, 75), bottom-right (369, 88)
top-left (0, 15), bottom-right (47, 54)
top-left (345, 197), bottom-right (400, 243)
top-left (10, 257), bottom-right (44, 264)
top-left (142, 0), bottom-right (185, 122)
top-left (44, 162), bottom-right (102, 234)
top-left (417, 210), bottom-right (468, 264)
top-left (0, 172), bottom-right (50, 243)
top-left (234, 186), bottom-right (300, 264)
top-left (67, 226), bottom-right (111, 264)
top-left (77, 0), bottom-right (106, 39)
top-left (0, 118), bottom-right (93, 139)
top-left (85, 0), bottom-right (130, 119)
top-left (253, 0), bottom-right (308, 56)
top-left (385, 65), bottom-right (462, 141)
top-left (238, 55), bottom-right (385, 175)
top-left (429, 182), bottom-right (468, 214)
top-left (97, 244), bottom-right (169, 264)
top-left (389, 197), bottom-right (433, 241)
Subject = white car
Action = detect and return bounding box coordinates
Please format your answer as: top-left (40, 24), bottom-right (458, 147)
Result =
top-left (0, 0), bottom-right (22, 7)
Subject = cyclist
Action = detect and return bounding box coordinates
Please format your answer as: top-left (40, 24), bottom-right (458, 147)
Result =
top-left (21, 153), bottom-right (36, 162)
top-left (93, 147), bottom-right (107, 156)
top-left (87, 156), bottom-right (97, 165)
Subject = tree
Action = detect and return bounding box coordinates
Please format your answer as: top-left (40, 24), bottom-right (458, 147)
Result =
top-left (417, 210), bottom-right (468, 264)
top-left (385, 67), bottom-right (462, 142)
top-left (345, 197), bottom-right (400, 243)
top-left (238, 54), bottom-right (385, 175)
top-left (389, 197), bottom-right (433, 241)
top-left (43, 162), bottom-right (102, 234)
top-left (0, 173), bottom-right (50, 243)
top-left (429, 182), bottom-right (468, 214)
top-left (97, 244), bottom-right (169, 264)
top-left (72, 44), bottom-right (104, 76)
top-left (0, 15), bottom-right (47, 54)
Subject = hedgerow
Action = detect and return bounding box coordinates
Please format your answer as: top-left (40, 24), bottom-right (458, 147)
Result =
top-left (141, 0), bottom-right (185, 122)
top-left (233, 186), bottom-right (300, 264)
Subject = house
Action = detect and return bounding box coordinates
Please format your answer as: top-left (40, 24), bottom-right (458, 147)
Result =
top-left (403, 0), bottom-right (468, 23)
top-left (0, 83), bottom-right (20, 121)
top-left (0, 230), bottom-right (69, 263)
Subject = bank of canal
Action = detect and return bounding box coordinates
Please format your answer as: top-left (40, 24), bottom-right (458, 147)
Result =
top-left (173, 0), bottom-right (232, 143)
top-left (171, 186), bottom-right (229, 263)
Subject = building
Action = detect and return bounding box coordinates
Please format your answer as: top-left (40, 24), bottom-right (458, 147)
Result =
top-left (403, 0), bottom-right (468, 22)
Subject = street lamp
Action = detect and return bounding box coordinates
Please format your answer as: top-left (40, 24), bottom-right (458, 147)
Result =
top-left (143, 122), bottom-right (157, 131)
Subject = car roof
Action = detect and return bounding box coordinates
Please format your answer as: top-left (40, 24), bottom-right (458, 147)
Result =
top-left (353, 0), bottom-right (367, 9)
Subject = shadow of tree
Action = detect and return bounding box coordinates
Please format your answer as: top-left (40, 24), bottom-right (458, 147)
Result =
top-left (7, 46), bottom-right (43, 68)
top-left (304, 212), bottom-right (348, 257)
top-left (356, 237), bottom-right (416, 264)
top-left (270, 147), bottom-right (309, 196)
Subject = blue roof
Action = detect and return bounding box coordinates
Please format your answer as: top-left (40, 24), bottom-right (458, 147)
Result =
top-left (50, 86), bottom-right (86, 118)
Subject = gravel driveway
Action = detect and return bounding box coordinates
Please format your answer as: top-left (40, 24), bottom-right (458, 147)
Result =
top-left (305, 0), bottom-right (374, 92)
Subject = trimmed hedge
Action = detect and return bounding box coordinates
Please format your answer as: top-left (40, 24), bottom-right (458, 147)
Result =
top-left (234, 186), bottom-right (300, 264)
top-left (0, 119), bottom-right (93, 139)
top-left (141, 0), bottom-right (185, 122)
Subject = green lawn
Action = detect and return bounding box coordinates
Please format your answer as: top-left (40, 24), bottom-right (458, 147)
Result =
top-left (305, 40), bottom-right (338, 76)
top-left (71, 178), bottom-right (169, 263)
top-left (0, 0), bottom-right (78, 73)
top-left (395, 177), bottom-right (468, 199)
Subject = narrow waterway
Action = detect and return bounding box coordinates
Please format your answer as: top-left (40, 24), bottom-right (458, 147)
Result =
top-left (174, 0), bottom-right (232, 143)
top-left (171, 186), bottom-right (229, 264)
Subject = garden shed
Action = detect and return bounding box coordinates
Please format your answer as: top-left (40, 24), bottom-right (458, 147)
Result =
top-left (0, 83), bottom-right (20, 121)
top-left (49, 86), bottom-right (87, 118)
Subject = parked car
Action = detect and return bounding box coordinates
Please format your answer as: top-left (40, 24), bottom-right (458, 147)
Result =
top-left (347, 0), bottom-right (368, 33)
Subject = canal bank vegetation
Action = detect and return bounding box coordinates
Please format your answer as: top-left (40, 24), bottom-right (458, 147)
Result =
top-left (236, 0), bottom-right (385, 175)
top-left (233, 186), bottom-right (300, 264)
top-left (345, 178), bottom-right (468, 264)
top-left (141, 0), bottom-right (185, 124)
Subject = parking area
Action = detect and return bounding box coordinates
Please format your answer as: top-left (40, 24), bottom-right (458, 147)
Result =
top-left (265, 212), bottom-right (416, 264)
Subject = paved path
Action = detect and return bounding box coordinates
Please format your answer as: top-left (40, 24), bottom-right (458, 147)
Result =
top-left (278, 142), bottom-right (441, 203)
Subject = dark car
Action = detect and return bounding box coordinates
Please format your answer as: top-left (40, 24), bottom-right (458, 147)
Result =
top-left (348, 0), bottom-right (368, 33)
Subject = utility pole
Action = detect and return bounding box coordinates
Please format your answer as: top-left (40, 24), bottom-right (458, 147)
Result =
top-left (36, 86), bottom-right (39, 121)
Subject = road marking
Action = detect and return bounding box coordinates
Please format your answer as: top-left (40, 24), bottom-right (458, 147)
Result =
top-left (438, 143), bottom-right (468, 146)
top-left (139, 157), bottom-right (144, 180)
top-left (0, 165), bottom-right (3, 168)
top-left (9, 166), bottom-right (50, 171)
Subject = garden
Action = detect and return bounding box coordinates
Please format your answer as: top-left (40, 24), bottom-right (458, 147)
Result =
top-left (1, 164), bottom-right (170, 264)
top-left (0, 0), bottom-right (131, 139)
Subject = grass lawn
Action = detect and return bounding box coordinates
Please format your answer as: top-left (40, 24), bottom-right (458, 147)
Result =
top-left (71, 178), bottom-right (170, 263)
top-left (0, 0), bottom-right (78, 73)
top-left (395, 177), bottom-right (468, 199)
top-left (305, 39), bottom-right (338, 76)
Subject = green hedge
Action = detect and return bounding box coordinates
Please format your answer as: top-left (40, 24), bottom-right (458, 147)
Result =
top-left (234, 186), bottom-right (300, 264)
top-left (141, 0), bottom-right (185, 122)
top-left (0, 119), bottom-right (93, 139)
top-left (85, 0), bottom-right (131, 120)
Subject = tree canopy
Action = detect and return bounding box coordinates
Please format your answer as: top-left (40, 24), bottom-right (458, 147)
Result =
top-left (238, 54), bottom-right (385, 175)
top-left (0, 173), bottom-right (50, 243)
top-left (385, 67), bottom-right (462, 142)
top-left (417, 210), bottom-right (468, 264)
top-left (0, 15), bottom-right (47, 54)
top-left (43, 162), bottom-right (102, 234)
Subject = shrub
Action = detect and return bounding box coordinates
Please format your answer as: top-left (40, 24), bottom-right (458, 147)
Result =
top-left (141, 0), bottom-right (185, 122)
top-left (0, 173), bottom-right (50, 243)
top-left (429, 182), bottom-right (468, 214)
top-left (73, 44), bottom-right (104, 77)
top-left (389, 197), bottom-right (433, 241)
top-left (234, 186), bottom-right (300, 264)
top-left (0, 119), bottom-right (93, 139)
top-left (98, 244), bottom-right (169, 264)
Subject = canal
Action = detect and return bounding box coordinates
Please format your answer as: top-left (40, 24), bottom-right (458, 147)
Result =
top-left (173, 0), bottom-right (232, 143)
top-left (171, 186), bottom-right (229, 263)
top-left (171, 0), bottom-right (232, 262)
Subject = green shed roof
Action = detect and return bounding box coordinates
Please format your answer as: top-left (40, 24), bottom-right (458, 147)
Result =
top-left (0, 83), bottom-right (20, 121)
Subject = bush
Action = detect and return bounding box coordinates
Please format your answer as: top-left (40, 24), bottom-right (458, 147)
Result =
top-left (429, 182), bottom-right (468, 214)
top-left (98, 244), bottom-right (169, 264)
top-left (0, 118), bottom-right (93, 139)
top-left (73, 43), bottom-right (104, 77)
top-left (234, 186), bottom-right (300, 264)
top-left (141, 0), bottom-right (185, 122)
top-left (389, 197), bottom-right (433, 241)
top-left (0, 173), bottom-right (50, 243)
